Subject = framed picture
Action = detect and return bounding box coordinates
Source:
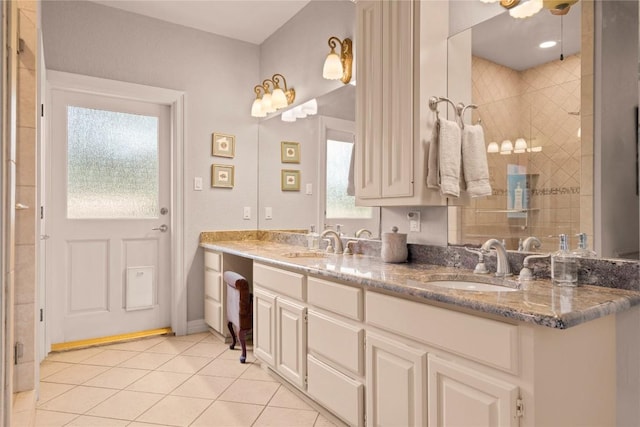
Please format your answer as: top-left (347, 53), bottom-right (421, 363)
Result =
top-left (211, 164), bottom-right (234, 188)
top-left (281, 169), bottom-right (300, 191)
top-left (212, 133), bottom-right (235, 158)
top-left (281, 141), bottom-right (300, 163)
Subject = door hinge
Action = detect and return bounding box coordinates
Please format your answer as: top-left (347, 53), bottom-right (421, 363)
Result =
top-left (41, 104), bottom-right (44, 117)
top-left (40, 308), bottom-right (43, 322)
top-left (304, 375), bottom-right (308, 386)
top-left (40, 206), bottom-right (44, 219)
top-left (516, 398), bottom-right (525, 418)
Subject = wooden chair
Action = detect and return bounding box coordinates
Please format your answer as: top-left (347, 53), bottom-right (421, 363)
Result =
top-left (224, 271), bottom-right (252, 363)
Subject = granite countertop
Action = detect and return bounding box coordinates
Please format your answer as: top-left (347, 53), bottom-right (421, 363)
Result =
top-left (200, 238), bottom-right (640, 330)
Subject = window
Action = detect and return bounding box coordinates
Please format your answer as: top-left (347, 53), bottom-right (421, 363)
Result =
top-left (66, 106), bottom-right (159, 219)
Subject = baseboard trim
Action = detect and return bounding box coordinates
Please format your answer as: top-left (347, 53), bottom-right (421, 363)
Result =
top-left (187, 319), bottom-right (209, 335)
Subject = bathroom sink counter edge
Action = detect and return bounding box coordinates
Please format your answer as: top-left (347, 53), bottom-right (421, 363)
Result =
top-left (200, 238), bottom-right (640, 329)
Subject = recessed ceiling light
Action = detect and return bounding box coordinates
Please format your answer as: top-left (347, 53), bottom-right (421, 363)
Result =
top-left (539, 40), bottom-right (557, 49)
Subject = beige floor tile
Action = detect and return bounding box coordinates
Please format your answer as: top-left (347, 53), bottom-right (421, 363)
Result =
top-left (106, 337), bottom-right (166, 352)
top-left (43, 364), bottom-right (110, 385)
top-left (268, 386), bottom-right (313, 410)
top-left (136, 395), bottom-right (213, 426)
top-left (86, 390), bottom-right (164, 420)
top-left (39, 361), bottom-right (74, 380)
top-left (34, 409), bottom-right (78, 426)
top-left (36, 382), bottom-right (75, 406)
top-left (199, 334), bottom-right (226, 344)
top-left (190, 401), bottom-right (263, 427)
top-left (181, 341), bottom-right (228, 358)
top-left (37, 385), bottom-right (117, 414)
top-left (217, 348), bottom-right (255, 363)
top-left (170, 332), bottom-right (210, 342)
top-left (146, 339), bottom-right (195, 355)
top-left (83, 367), bottom-right (150, 389)
top-left (12, 408), bottom-right (34, 427)
top-left (80, 349), bottom-right (139, 367)
top-left (45, 347), bottom-right (106, 364)
top-left (170, 374), bottom-right (234, 400)
top-left (66, 415), bottom-right (130, 426)
top-left (239, 364), bottom-right (278, 382)
top-left (156, 354), bottom-right (212, 374)
top-left (126, 371), bottom-right (191, 394)
top-left (218, 379), bottom-right (279, 405)
top-left (253, 406), bottom-right (319, 426)
top-left (118, 351), bottom-right (175, 370)
top-left (198, 358), bottom-right (251, 378)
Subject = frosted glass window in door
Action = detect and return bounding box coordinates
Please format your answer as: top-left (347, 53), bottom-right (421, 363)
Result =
top-left (67, 106), bottom-right (159, 218)
top-left (326, 139), bottom-right (373, 219)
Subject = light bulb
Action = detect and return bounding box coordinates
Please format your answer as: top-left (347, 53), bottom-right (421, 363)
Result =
top-left (251, 98), bottom-right (266, 118)
top-left (487, 142), bottom-right (500, 153)
top-left (323, 51), bottom-right (343, 80)
top-left (271, 88), bottom-right (288, 109)
top-left (500, 140), bottom-right (513, 154)
top-left (261, 92), bottom-right (276, 113)
top-left (513, 138), bottom-right (527, 153)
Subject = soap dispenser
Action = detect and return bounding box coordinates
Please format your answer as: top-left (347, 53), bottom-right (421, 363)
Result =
top-left (551, 234), bottom-right (578, 287)
top-left (307, 225), bottom-right (320, 250)
top-left (572, 233), bottom-right (597, 258)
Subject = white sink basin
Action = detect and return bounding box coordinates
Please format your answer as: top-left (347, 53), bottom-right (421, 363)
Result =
top-left (428, 280), bottom-right (518, 292)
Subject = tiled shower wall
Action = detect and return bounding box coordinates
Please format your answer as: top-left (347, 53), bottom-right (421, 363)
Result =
top-left (14, 0), bottom-right (37, 392)
top-left (458, 50), bottom-right (588, 251)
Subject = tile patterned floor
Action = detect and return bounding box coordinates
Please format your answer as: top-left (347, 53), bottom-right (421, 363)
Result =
top-left (36, 333), bottom-right (337, 427)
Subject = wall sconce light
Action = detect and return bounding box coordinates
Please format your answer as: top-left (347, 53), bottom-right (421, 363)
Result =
top-left (323, 36), bottom-right (353, 84)
top-left (280, 99), bottom-right (318, 123)
top-left (250, 74), bottom-right (295, 118)
top-left (513, 137), bottom-right (528, 153)
top-left (480, 0), bottom-right (578, 18)
top-left (487, 142), bottom-right (500, 153)
top-left (500, 139), bottom-right (514, 155)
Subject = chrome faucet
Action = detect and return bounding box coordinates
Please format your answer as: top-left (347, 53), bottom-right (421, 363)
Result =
top-left (321, 229), bottom-right (344, 254)
top-left (481, 239), bottom-right (512, 277)
top-left (355, 228), bottom-right (372, 238)
top-left (521, 236), bottom-right (542, 252)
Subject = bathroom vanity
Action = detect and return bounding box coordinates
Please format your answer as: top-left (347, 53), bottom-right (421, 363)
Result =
top-left (201, 232), bottom-right (640, 427)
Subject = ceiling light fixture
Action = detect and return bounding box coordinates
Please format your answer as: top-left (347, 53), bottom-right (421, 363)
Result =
top-left (480, 0), bottom-right (578, 18)
top-left (323, 36), bottom-right (353, 84)
top-left (250, 74), bottom-right (295, 118)
top-left (539, 40), bottom-right (557, 48)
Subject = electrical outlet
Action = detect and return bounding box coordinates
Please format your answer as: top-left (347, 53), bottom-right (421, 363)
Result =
top-left (265, 207), bottom-right (273, 220)
top-left (243, 207), bottom-right (251, 220)
top-left (408, 211), bottom-right (421, 232)
top-left (193, 177), bottom-right (203, 191)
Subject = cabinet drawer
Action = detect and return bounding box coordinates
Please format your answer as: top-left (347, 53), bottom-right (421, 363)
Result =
top-left (254, 263), bottom-right (306, 301)
top-left (308, 310), bottom-right (364, 376)
top-left (204, 270), bottom-right (221, 302)
top-left (204, 250), bottom-right (221, 271)
top-left (307, 355), bottom-right (364, 427)
top-left (204, 298), bottom-right (222, 332)
top-left (366, 292), bottom-right (519, 373)
top-left (308, 277), bottom-right (362, 321)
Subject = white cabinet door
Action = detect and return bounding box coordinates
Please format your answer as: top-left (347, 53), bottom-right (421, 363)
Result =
top-left (355, 0), bottom-right (383, 199)
top-left (366, 332), bottom-right (427, 427)
top-left (428, 355), bottom-right (520, 427)
top-left (356, 0), bottom-right (414, 201)
top-left (253, 287), bottom-right (277, 367)
top-left (276, 297), bottom-right (307, 389)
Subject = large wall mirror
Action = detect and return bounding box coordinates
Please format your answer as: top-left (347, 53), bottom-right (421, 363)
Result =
top-left (447, 1), bottom-right (639, 260)
top-left (257, 84), bottom-right (381, 238)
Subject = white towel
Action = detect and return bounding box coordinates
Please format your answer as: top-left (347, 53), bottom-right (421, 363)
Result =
top-left (462, 124), bottom-right (492, 198)
top-left (426, 123), bottom-right (440, 189)
top-left (437, 118), bottom-right (462, 197)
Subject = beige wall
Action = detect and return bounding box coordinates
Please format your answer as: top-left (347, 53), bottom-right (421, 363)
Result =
top-left (459, 52), bottom-right (585, 251)
top-left (14, 0), bottom-right (38, 392)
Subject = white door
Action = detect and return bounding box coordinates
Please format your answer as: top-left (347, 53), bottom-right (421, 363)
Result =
top-left (253, 287), bottom-right (277, 367)
top-left (48, 88), bottom-right (171, 344)
top-left (276, 296), bottom-right (307, 389)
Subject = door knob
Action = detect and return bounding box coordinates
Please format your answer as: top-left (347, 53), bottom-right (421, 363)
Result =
top-left (152, 224), bottom-right (168, 232)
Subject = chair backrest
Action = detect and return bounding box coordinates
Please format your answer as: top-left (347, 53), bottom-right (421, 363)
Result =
top-left (224, 271), bottom-right (252, 330)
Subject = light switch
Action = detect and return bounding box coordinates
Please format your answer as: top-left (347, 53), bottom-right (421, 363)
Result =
top-left (306, 183), bottom-right (313, 195)
top-left (265, 207), bottom-right (273, 220)
top-left (408, 211), bottom-right (421, 232)
top-left (194, 177), bottom-right (203, 191)
top-left (243, 207), bottom-right (251, 220)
